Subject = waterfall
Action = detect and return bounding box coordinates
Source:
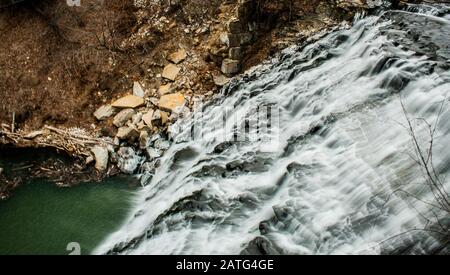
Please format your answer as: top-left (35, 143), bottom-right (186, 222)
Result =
top-left (95, 4), bottom-right (450, 255)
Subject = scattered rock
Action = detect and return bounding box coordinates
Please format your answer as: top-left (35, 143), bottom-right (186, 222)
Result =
top-left (158, 83), bottom-right (173, 96)
top-left (94, 105), bottom-right (117, 120)
top-left (154, 138), bottom-right (170, 151)
top-left (117, 147), bottom-right (140, 174)
top-left (112, 95), bottom-right (145, 108)
top-left (146, 147), bottom-right (163, 160)
top-left (142, 110), bottom-right (154, 127)
top-left (221, 59), bottom-right (240, 75)
top-left (91, 146), bottom-right (109, 171)
top-left (159, 93), bottom-right (186, 112)
top-left (168, 49), bottom-right (187, 64)
top-left (133, 82), bottom-right (145, 98)
top-left (100, 126), bottom-right (117, 138)
top-left (116, 126), bottom-right (139, 141)
top-left (162, 64), bottom-right (181, 81)
top-left (132, 112), bottom-right (143, 125)
top-left (151, 110), bottom-right (163, 126)
top-left (213, 74), bottom-right (231, 86)
top-left (113, 109), bottom-right (135, 128)
top-left (148, 97), bottom-right (159, 106)
top-left (139, 131), bottom-right (149, 149)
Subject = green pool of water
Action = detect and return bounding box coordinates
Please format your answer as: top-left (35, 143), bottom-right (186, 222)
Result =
top-left (0, 177), bottom-right (136, 255)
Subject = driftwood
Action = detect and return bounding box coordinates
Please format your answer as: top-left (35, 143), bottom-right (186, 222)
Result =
top-left (0, 125), bottom-right (113, 159)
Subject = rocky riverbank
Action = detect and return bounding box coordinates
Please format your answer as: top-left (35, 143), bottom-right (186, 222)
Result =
top-left (0, 0), bottom-right (417, 198)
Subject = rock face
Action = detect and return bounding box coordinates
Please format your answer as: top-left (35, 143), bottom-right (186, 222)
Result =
top-left (221, 59), bottom-right (240, 75)
top-left (91, 146), bottom-right (109, 171)
top-left (168, 49), bottom-right (187, 64)
top-left (112, 95), bottom-right (145, 108)
top-left (113, 109), bottom-right (135, 127)
top-left (162, 64), bottom-right (181, 81)
top-left (159, 93), bottom-right (186, 112)
top-left (94, 105), bottom-right (117, 120)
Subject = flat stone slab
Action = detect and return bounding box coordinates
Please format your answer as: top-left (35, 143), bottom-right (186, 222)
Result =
top-left (162, 64), bottom-right (181, 81)
top-left (159, 93), bottom-right (186, 112)
top-left (112, 95), bottom-right (145, 108)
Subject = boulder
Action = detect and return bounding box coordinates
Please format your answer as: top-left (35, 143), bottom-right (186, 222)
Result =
top-left (168, 49), bottom-right (187, 64)
top-left (112, 95), bottom-right (145, 108)
top-left (91, 146), bottom-right (109, 171)
top-left (162, 64), bottom-right (181, 81)
top-left (117, 147), bottom-right (140, 174)
top-left (146, 147), bottom-right (163, 160)
top-left (221, 59), bottom-right (240, 75)
top-left (0, 167), bottom-right (3, 175)
top-left (132, 112), bottom-right (143, 125)
top-left (133, 82), bottom-right (145, 98)
top-left (113, 109), bottom-right (135, 127)
top-left (152, 109), bottom-right (162, 126)
top-left (116, 126), bottom-right (139, 141)
top-left (94, 105), bottom-right (117, 120)
top-left (159, 93), bottom-right (186, 112)
top-left (154, 138), bottom-right (170, 151)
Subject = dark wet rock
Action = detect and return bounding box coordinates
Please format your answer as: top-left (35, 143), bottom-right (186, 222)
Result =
top-left (240, 236), bottom-right (282, 255)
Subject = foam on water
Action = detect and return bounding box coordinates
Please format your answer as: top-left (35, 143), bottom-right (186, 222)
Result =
top-left (94, 4), bottom-right (450, 255)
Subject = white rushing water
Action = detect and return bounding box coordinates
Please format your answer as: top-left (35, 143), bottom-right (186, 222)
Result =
top-left (95, 4), bottom-right (450, 255)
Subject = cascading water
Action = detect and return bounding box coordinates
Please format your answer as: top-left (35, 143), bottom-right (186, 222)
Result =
top-left (95, 4), bottom-right (450, 255)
